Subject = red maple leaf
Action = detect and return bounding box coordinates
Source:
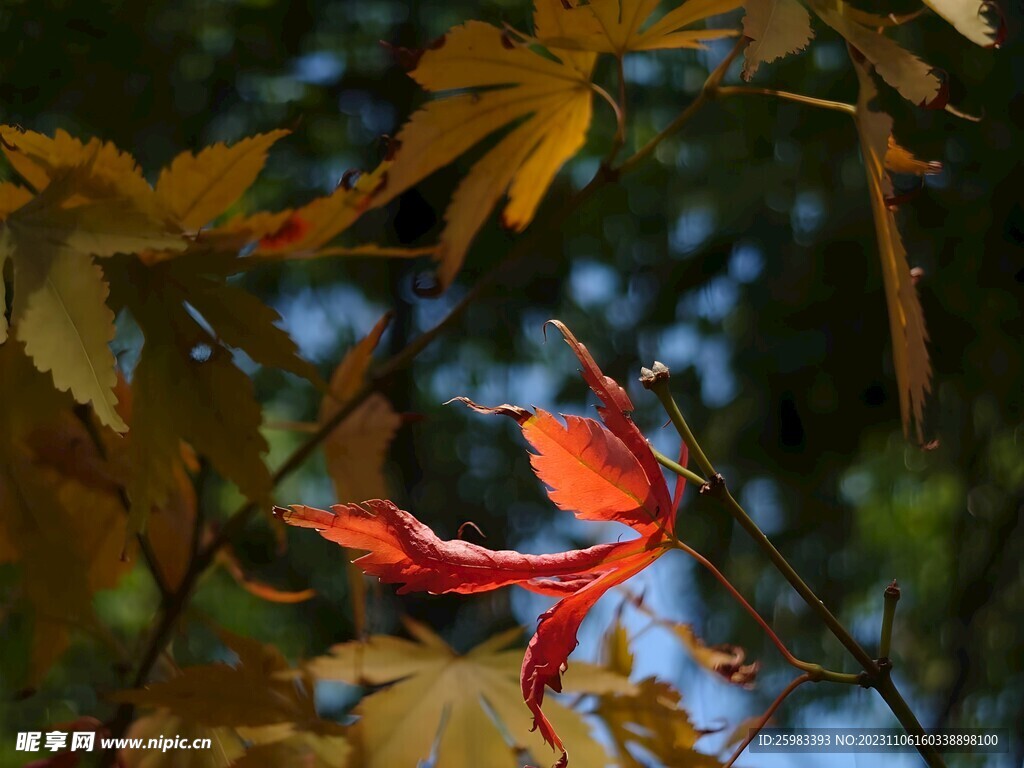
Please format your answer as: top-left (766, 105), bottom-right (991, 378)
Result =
top-left (275, 321), bottom-right (689, 767)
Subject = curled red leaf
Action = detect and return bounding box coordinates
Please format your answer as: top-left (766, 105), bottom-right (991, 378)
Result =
top-left (277, 321), bottom-right (693, 766)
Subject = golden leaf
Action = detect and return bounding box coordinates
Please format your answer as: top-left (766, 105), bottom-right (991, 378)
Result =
top-left (155, 130), bottom-right (290, 231)
top-left (374, 11), bottom-right (596, 288)
top-left (307, 620), bottom-right (613, 768)
top-left (741, 0), bottom-right (814, 79)
top-left (922, 0), bottom-right (1004, 47)
top-left (853, 53), bottom-right (932, 442)
top-left (113, 630), bottom-right (342, 734)
top-left (538, 0), bottom-right (741, 54)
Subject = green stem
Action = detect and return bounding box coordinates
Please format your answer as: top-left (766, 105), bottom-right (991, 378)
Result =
top-left (647, 378), bottom-right (946, 768)
top-left (669, 539), bottom-right (860, 685)
top-left (615, 38), bottom-right (744, 176)
top-left (880, 580), bottom-right (900, 659)
top-left (652, 447), bottom-right (706, 488)
top-left (649, 383), bottom-right (716, 480)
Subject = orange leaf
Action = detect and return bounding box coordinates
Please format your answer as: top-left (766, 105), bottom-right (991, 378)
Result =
top-left (454, 401), bottom-right (665, 531)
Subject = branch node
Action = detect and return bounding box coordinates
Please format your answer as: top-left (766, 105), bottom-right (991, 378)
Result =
top-left (699, 472), bottom-right (727, 497)
top-left (639, 361), bottom-right (670, 389)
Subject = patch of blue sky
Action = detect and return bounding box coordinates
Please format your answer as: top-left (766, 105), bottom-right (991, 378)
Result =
top-left (623, 54), bottom-right (663, 86)
top-left (569, 156), bottom-right (601, 188)
top-left (292, 50), bottom-right (346, 85)
top-left (683, 274), bottom-right (739, 323)
top-left (570, 259), bottom-right (620, 309)
top-left (274, 283), bottom-right (386, 362)
top-left (792, 189), bottom-right (826, 242)
top-left (740, 476), bottom-right (785, 536)
top-left (671, 204), bottom-right (716, 255)
top-left (699, 336), bottom-right (737, 406)
top-left (729, 241), bottom-right (765, 283)
top-left (813, 40), bottom-right (847, 71)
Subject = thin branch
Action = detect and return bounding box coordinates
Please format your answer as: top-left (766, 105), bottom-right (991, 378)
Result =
top-left (652, 447), bottom-right (707, 488)
top-left (71, 405), bottom-right (172, 600)
top-left (616, 37), bottom-right (744, 176)
top-left (880, 580), bottom-right (900, 659)
top-left (716, 85), bottom-right (856, 115)
top-left (645, 372), bottom-right (948, 767)
top-left (725, 673), bottom-right (812, 768)
top-left (670, 539), bottom-right (859, 684)
top-left (135, 530), bottom-right (171, 599)
top-left (648, 384), bottom-right (716, 480)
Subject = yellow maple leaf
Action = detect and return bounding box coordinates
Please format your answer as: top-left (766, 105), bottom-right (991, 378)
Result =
top-left (741, 0), bottom-right (815, 80)
top-left (122, 713), bottom-right (245, 768)
top-left (0, 181), bottom-right (32, 220)
top-left (596, 678), bottom-right (723, 768)
top-left (885, 135), bottom-right (943, 177)
top-left (853, 52), bottom-right (932, 443)
top-left (0, 136), bottom-right (186, 431)
top-left (0, 459), bottom-right (133, 684)
top-left (631, 598), bottom-right (759, 686)
top-left (121, 302), bottom-right (271, 532)
top-left (230, 732), bottom-right (350, 768)
top-left (584, 619), bottom-right (723, 768)
top-left (113, 629), bottom-right (343, 734)
top-left (0, 125), bottom-right (155, 205)
top-left (321, 313), bottom-right (401, 503)
top-left (154, 129), bottom-right (290, 231)
top-left (374, 6), bottom-right (597, 289)
top-left (536, 0), bottom-right (741, 54)
top-left (307, 620), bottom-right (614, 768)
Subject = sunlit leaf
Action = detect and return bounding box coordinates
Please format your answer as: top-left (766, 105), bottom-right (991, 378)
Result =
top-left (374, 13), bottom-right (595, 288)
top-left (155, 130), bottom-right (290, 231)
top-left (307, 622), bottom-right (612, 768)
top-left (921, 0), bottom-right (1004, 47)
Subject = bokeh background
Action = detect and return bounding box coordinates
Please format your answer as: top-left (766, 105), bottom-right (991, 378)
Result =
top-left (0, 0), bottom-right (1021, 766)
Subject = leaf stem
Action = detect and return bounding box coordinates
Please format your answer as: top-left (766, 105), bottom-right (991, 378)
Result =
top-left (670, 539), bottom-right (859, 684)
top-left (724, 673), bottom-right (812, 768)
top-left (716, 85), bottom-right (856, 115)
top-left (616, 38), bottom-right (744, 176)
top-left (647, 382), bottom-right (716, 480)
top-left (591, 82), bottom-right (625, 153)
top-left (652, 447), bottom-right (706, 488)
